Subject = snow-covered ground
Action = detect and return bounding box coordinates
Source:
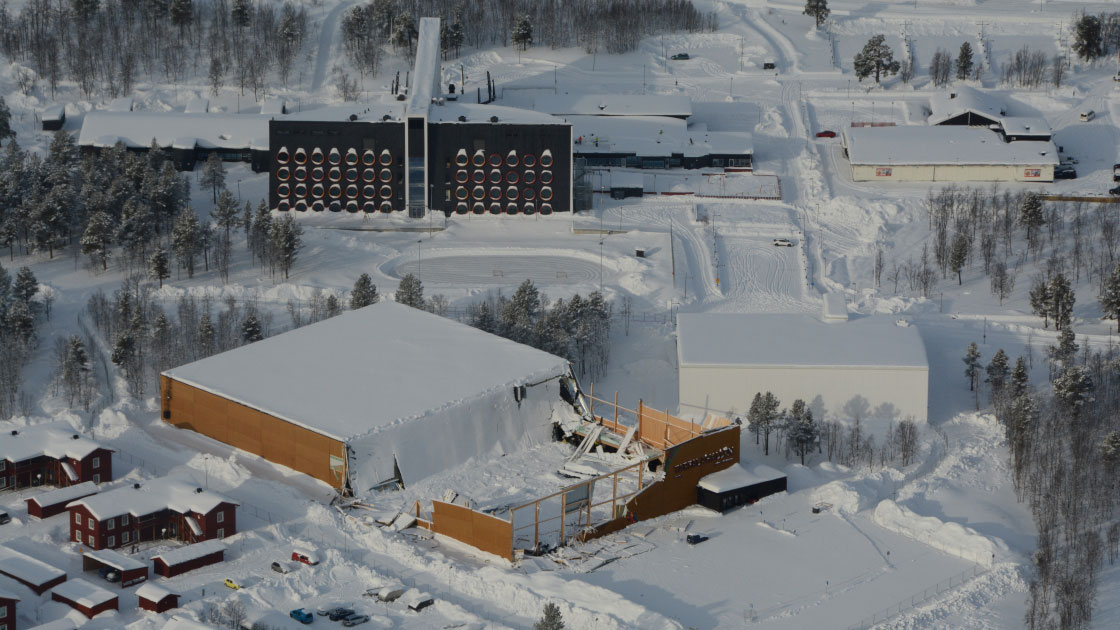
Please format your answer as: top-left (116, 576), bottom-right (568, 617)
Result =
top-left (6, 0), bottom-right (1120, 628)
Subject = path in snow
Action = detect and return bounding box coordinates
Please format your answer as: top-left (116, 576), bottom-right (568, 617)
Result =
top-left (390, 253), bottom-right (605, 287)
top-left (312, 1), bottom-right (355, 92)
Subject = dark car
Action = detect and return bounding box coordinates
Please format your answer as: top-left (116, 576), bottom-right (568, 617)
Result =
top-left (1110, 186), bottom-right (1120, 195)
top-left (343, 614), bottom-right (371, 627)
top-left (670, 53), bottom-right (690, 60)
top-left (1054, 166), bottom-right (1077, 180)
top-left (0, 512), bottom-right (10, 525)
top-left (686, 534), bottom-right (709, 545)
top-left (816, 130), bottom-right (836, 138)
top-left (289, 609), bottom-right (314, 624)
top-left (98, 567), bottom-right (121, 582)
top-left (329, 608), bottom-right (356, 621)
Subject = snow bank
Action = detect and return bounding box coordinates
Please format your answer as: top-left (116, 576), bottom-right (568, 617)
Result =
top-left (810, 480), bottom-right (870, 514)
top-left (873, 500), bottom-right (1006, 567)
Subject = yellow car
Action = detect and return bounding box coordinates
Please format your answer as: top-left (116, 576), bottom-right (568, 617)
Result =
top-left (224, 578), bottom-right (241, 590)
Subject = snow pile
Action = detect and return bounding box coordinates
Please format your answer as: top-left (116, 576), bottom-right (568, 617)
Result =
top-left (810, 480), bottom-right (871, 514)
top-left (873, 500), bottom-right (1006, 567)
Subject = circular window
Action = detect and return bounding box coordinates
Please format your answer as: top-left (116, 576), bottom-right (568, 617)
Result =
top-left (506, 203), bottom-right (518, 215)
top-left (293, 148), bottom-right (307, 164)
top-left (294, 183), bottom-right (307, 197)
top-left (489, 187), bottom-right (501, 201)
top-left (455, 151), bottom-right (469, 167)
top-left (362, 169), bottom-right (376, 183)
top-left (506, 171), bottom-right (520, 184)
top-left (472, 170), bottom-right (486, 184)
top-left (277, 166), bottom-right (291, 181)
top-left (524, 202), bottom-right (535, 215)
top-left (311, 148), bottom-right (324, 165)
top-left (346, 184), bottom-right (359, 198)
top-left (523, 171), bottom-right (536, 184)
top-left (541, 203), bottom-right (553, 215)
top-left (524, 188), bottom-right (536, 201)
top-left (328, 149), bottom-right (341, 165)
top-left (311, 200), bottom-right (325, 212)
top-left (506, 186), bottom-right (519, 201)
top-left (473, 186), bottom-right (485, 200)
top-left (276, 147), bottom-right (290, 164)
top-left (473, 202), bottom-right (486, 214)
top-left (311, 167), bottom-right (324, 182)
top-left (523, 154), bottom-right (536, 168)
top-left (540, 187), bottom-right (553, 201)
top-left (277, 183), bottom-right (291, 197)
top-left (311, 184), bottom-right (324, 198)
top-left (345, 149), bottom-right (358, 166)
top-left (329, 184), bottom-right (342, 199)
top-left (456, 186), bottom-right (468, 200)
top-left (489, 170), bottom-right (502, 184)
top-left (346, 169), bottom-right (358, 183)
top-left (346, 200), bottom-right (360, 213)
top-left (294, 199), bottom-right (308, 212)
top-left (277, 200), bottom-right (291, 212)
top-left (379, 169), bottom-right (392, 183)
top-left (472, 151), bottom-right (486, 167)
top-left (380, 150), bottom-right (393, 166)
top-left (329, 200), bottom-right (342, 212)
top-left (380, 185), bottom-right (393, 199)
top-left (507, 152), bottom-right (519, 167)
top-left (456, 170), bottom-right (469, 184)
top-left (294, 166), bottom-right (307, 181)
top-left (456, 202), bottom-right (469, 214)
top-left (380, 201), bottom-right (393, 213)
top-left (363, 185), bottom-right (377, 198)
top-left (362, 150), bottom-right (376, 166)
top-left (328, 167), bottom-right (341, 182)
top-left (540, 152), bottom-right (553, 168)
top-left (363, 201), bottom-right (377, 213)
top-left (489, 153), bottom-right (502, 168)
top-left (490, 203), bottom-right (503, 214)
top-left (541, 170), bottom-right (553, 185)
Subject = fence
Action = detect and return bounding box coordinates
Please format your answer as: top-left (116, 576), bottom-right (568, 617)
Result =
top-left (847, 564), bottom-right (987, 630)
top-left (586, 387), bottom-right (732, 450)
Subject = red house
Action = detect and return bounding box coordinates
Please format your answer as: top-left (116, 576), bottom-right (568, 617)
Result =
top-left (25, 482), bottom-right (99, 520)
top-left (50, 579), bottom-right (117, 619)
top-left (0, 584), bottom-right (18, 630)
top-left (81, 550), bottom-right (147, 588)
top-left (1, 424), bottom-right (112, 491)
top-left (0, 546), bottom-right (66, 596)
top-left (151, 540), bottom-right (226, 578)
top-left (136, 582), bottom-right (178, 613)
top-left (67, 478), bottom-right (237, 551)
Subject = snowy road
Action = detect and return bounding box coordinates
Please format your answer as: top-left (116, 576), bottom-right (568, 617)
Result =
top-left (312, 0), bottom-right (355, 92)
top-left (390, 252), bottom-right (606, 287)
top-left (712, 235), bottom-right (812, 312)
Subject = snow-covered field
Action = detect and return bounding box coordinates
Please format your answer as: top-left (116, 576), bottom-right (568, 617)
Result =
top-left (5, 0), bottom-right (1120, 628)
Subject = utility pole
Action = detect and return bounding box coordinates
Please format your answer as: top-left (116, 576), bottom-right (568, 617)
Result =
top-left (670, 220), bottom-right (676, 289)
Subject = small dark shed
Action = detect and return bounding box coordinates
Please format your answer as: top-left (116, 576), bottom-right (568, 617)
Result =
top-left (697, 463), bottom-right (787, 513)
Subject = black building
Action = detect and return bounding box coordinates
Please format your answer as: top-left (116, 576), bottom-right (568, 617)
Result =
top-left (696, 464), bottom-right (787, 513)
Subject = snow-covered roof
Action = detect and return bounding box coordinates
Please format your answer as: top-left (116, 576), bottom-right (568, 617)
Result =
top-left (407, 17), bottom-right (443, 117)
top-left (698, 463), bottom-right (786, 493)
top-left (844, 126), bottom-right (1058, 166)
top-left (676, 314), bottom-right (928, 369)
top-left (822, 293), bottom-right (848, 322)
top-left (150, 540), bottom-right (226, 566)
top-left (83, 549), bottom-right (146, 572)
top-left (135, 582), bottom-right (178, 601)
top-left (610, 171), bottom-right (645, 189)
top-left (68, 477), bottom-right (237, 521)
top-left (999, 116), bottom-right (1051, 137)
top-left (52, 578), bottom-right (116, 608)
top-left (107, 97), bottom-right (133, 112)
top-left (162, 618), bottom-right (215, 630)
top-left (43, 104), bottom-right (65, 122)
top-left (0, 585), bottom-right (19, 601)
top-left (1, 422), bottom-right (107, 463)
top-left (506, 92), bottom-right (692, 118)
top-left (278, 102), bottom-right (404, 123)
top-left (27, 620), bottom-right (78, 630)
top-left (28, 481), bottom-right (99, 508)
top-left (569, 115), bottom-right (751, 158)
top-left (78, 111), bottom-right (269, 151)
top-left (184, 98), bottom-right (209, 114)
top-left (162, 301), bottom-right (572, 442)
top-left (428, 102), bottom-right (567, 126)
top-left (928, 86), bottom-right (1004, 125)
top-left (0, 545), bottom-right (66, 586)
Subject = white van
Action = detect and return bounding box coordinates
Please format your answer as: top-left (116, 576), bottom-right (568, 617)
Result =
top-left (1080, 110), bottom-right (1095, 122)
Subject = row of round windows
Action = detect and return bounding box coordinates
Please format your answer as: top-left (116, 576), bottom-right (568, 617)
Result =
top-left (277, 199), bottom-right (396, 213)
top-left (276, 147), bottom-right (393, 167)
top-left (276, 166), bottom-right (394, 184)
top-left (454, 186), bottom-right (554, 202)
top-left (277, 182), bottom-right (394, 200)
top-left (453, 202), bottom-right (553, 215)
top-left (456, 149), bottom-right (554, 169)
top-left (454, 169), bottom-right (553, 185)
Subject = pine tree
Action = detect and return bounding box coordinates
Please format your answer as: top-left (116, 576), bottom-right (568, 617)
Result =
top-left (1029, 276), bottom-right (1051, 328)
top-left (242, 201), bottom-right (253, 238)
top-left (5, 299), bottom-right (34, 343)
top-left (534, 603), bottom-right (564, 630)
top-left (803, 0), bottom-right (829, 28)
top-left (393, 13), bottom-right (418, 56)
top-left (963, 342), bottom-right (981, 392)
top-left (396, 273), bottom-right (425, 308)
top-left (269, 214), bottom-right (302, 279)
top-left (1073, 14), bottom-right (1103, 61)
top-left (208, 55), bottom-right (223, 97)
top-left (172, 211), bottom-right (202, 278)
top-left (787, 399), bottom-right (820, 465)
top-left (350, 273), bottom-right (379, 309)
top-left (1048, 326), bottom-right (1078, 368)
top-left (985, 349), bottom-right (1010, 399)
top-left (747, 392), bottom-right (764, 444)
top-left (241, 310), bottom-right (263, 343)
top-left (1009, 356), bottom-right (1029, 399)
top-left (956, 42), bottom-right (974, 81)
top-left (1099, 262), bottom-right (1120, 320)
top-left (1048, 272), bottom-right (1074, 331)
top-left (512, 15), bottom-right (533, 51)
top-left (1101, 431), bottom-right (1120, 469)
top-left (169, 0), bottom-right (193, 37)
top-left (213, 189), bottom-right (239, 242)
top-left (198, 312), bottom-right (215, 355)
top-left (81, 210), bottom-right (115, 270)
top-left (1053, 365), bottom-right (1093, 413)
top-left (199, 153), bottom-right (225, 204)
top-left (231, 0), bottom-right (251, 28)
top-left (472, 301), bottom-right (495, 333)
top-left (149, 247), bottom-right (170, 288)
top-left (326, 294), bottom-right (342, 318)
top-left (12, 266), bottom-right (37, 304)
top-left (62, 335), bottom-right (91, 409)
top-left (854, 35), bottom-right (900, 84)
top-left (110, 331), bottom-right (135, 367)
top-left (0, 96), bottom-right (13, 143)
top-left (949, 232), bottom-right (969, 285)
top-left (1018, 192), bottom-right (1045, 250)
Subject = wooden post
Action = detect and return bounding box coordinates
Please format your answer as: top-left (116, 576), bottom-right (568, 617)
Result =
top-left (663, 407), bottom-right (671, 447)
top-left (637, 399), bottom-right (644, 445)
top-left (586, 481), bottom-right (592, 530)
top-left (534, 502), bottom-right (540, 549)
top-left (560, 491), bottom-right (567, 544)
top-left (589, 382), bottom-right (595, 420)
top-left (613, 391), bottom-right (620, 432)
top-left (612, 469), bottom-right (618, 515)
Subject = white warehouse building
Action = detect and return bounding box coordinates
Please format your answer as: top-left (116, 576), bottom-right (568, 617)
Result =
top-left (676, 313), bottom-right (929, 423)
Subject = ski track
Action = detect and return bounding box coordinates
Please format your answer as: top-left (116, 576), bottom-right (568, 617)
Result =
top-left (312, 0), bottom-right (355, 92)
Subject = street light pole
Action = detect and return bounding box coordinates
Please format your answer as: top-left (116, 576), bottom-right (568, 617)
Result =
top-left (417, 240), bottom-right (423, 285)
top-left (599, 239), bottom-right (604, 292)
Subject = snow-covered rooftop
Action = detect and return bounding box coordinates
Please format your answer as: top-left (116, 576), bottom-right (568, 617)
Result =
top-left (78, 111), bottom-right (269, 150)
top-left (68, 477), bottom-right (237, 521)
top-left (428, 102), bottom-right (567, 126)
top-left (1, 422), bottom-right (106, 464)
top-left (28, 481), bottom-right (99, 508)
top-left (569, 115), bottom-right (751, 158)
top-left (279, 102), bottom-right (404, 123)
top-left (0, 584), bottom-right (19, 601)
top-left (999, 116), bottom-right (1051, 137)
top-left (43, 104), bottom-right (65, 122)
top-left (151, 540), bottom-right (226, 566)
top-left (162, 301), bottom-right (572, 442)
top-left (27, 620), bottom-right (78, 630)
top-left (0, 545), bottom-right (66, 586)
top-left (698, 463), bottom-right (786, 493)
top-left (106, 97), bottom-right (133, 112)
top-left (676, 314), bottom-right (928, 369)
top-left (407, 17), bottom-right (443, 117)
top-left (135, 582), bottom-right (178, 601)
top-left (928, 86), bottom-right (1005, 125)
top-left (505, 92), bottom-right (693, 118)
top-left (83, 549), bottom-right (146, 572)
top-left (844, 126), bottom-right (1058, 166)
top-left (52, 578), bottom-right (116, 608)
top-left (822, 293), bottom-right (848, 322)
top-left (162, 618), bottom-right (214, 630)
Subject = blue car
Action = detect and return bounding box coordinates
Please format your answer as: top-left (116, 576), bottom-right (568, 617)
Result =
top-left (289, 608), bottom-right (313, 624)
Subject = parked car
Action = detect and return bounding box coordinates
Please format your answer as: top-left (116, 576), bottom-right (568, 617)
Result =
top-left (292, 549), bottom-right (320, 566)
top-left (405, 592), bottom-right (435, 612)
top-left (271, 561), bottom-right (292, 574)
top-left (686, 534), bottom-right (710, 545)
top-left (763, 60), bottom-right (776, 70)
top-left (376, 585), bottom-right (405, 602)
top-left (329, 608), bottom-right (356, 621)
top-left (1109, 186), bottom-right (1120, 195)
top-left (98, 567), bottom-right (121, 582)
top-left (1112, 163), bottom-right (1120, 182)
top-left (223, 578), bottom-right (241, 590)
top-left (815, 130), bottom-right (836, 138)
top-left (1080, 110), bottom-right (1095, 122)
top-left (289, 609), bottom-right (314, 625)
top-left (343, 614), bottom-right (371, 627)
top-left (1054, 166), bottom-right (1077, 180)
top-left (772, 238), bottom-right (795, 247)
top-left (1114, 72), bottom-right (1120, 82)
top-left (670, 53), bottom-right (690, 60)
top-left (0, 512), bottom-right (10, 525)
top-left (317, 603), bottom-right (347, 616)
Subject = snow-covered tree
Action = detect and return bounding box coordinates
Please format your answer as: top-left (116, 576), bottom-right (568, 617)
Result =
top-left (534, 603), bottom-right (565, 630)
top-left (956, 42), bottom-right (974, 81)
top-left (1009, 356), bottom-right (1029, 399)
top-left (949, 232), bottom-right (968, 285)
top-left (393, 13), bottom-right (418, 56)
top-left (169, 0), bottom-right (193, 38)
top-left (350, 273), bottom-right (379, 309)
top-left (213, 189), bottom-right (239, 242)
top-left (1029, 275), bottom-right (1051, 328)
top-left (269, 214), bottom-right (302, 280)
top-left (1048, 272), bottom-right (1074, 331)
top-left (198, 312), bottom-right (215, 356)
top-left (512, 15), bottom-right (533, 51)
top-left (930, 49), bottom-right (953, 87)
top-left (199, 153), bottom-right (225, 204)
top-left (1019, 193), bottom-right (1045, 252)
top-left (208, 55), bottom-right (223, 97)
top-left (748, 391), bottom-right (781, 455)
top-left (231, 0), bottom-right (251, 28)
top-left (1101, 431), bottom-right (1120, 469)
top-left (1052, 365), bottom-right (1093, 413)
top-left (1073, 14), bottom-right (1103, 61)
top-left (241, 310), bottom-right (263, 343)
top-left (171, 210), bottom-right (202, 278)
top-left (786, 399), bottom-right (820, 465)
top-left (396, 273), bottom-right (425, 309)
top-left (148, 247), bottom-right (170, 288)
top-left (12, 266), bottom-right (37, 304)
top-left (0, 96), bottom-right (13, 144)
top-left (803, 0), bottom-right (829, 28)
top-left (81, 210), bottom-right (115, 270)
top-left (1047, 326), bottom-right (1078, 370)
top-left (854, 35), bottom-right (900, 84)
top-left (1100, 262), bottom-right (1120, 320)
top-left (990, 261), bottom-right (1015, 305)
top-left (986, 349), bottom-right (1010, 399)
top-left (61, 335), bottom-right (92, 409)
top-left (963, 342), bottom-right (981, 392)
top-left (471, 301), bottom-right (495, 333)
